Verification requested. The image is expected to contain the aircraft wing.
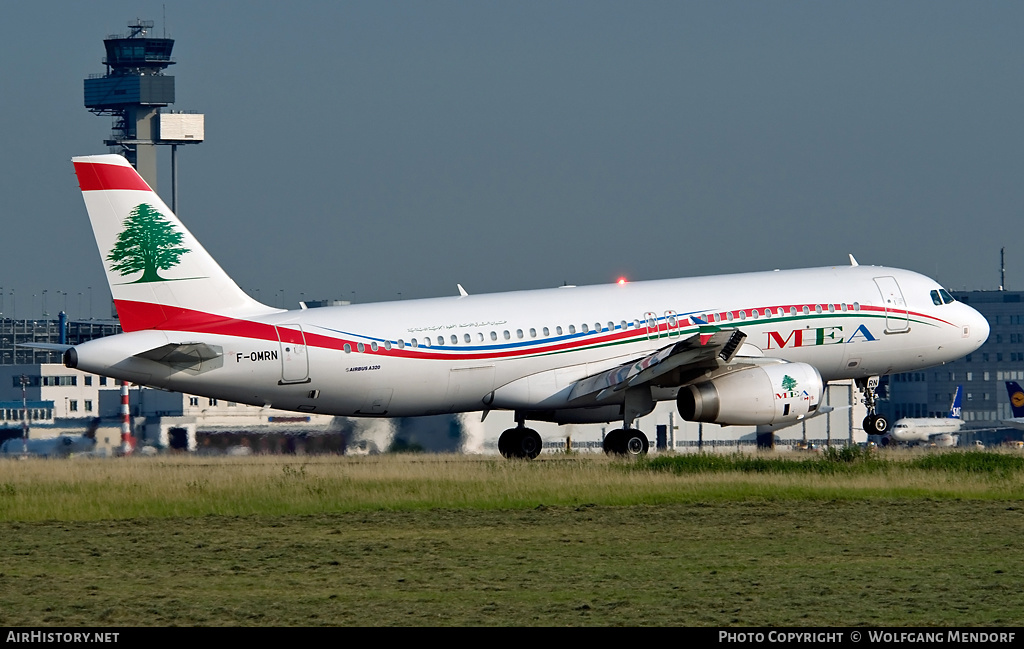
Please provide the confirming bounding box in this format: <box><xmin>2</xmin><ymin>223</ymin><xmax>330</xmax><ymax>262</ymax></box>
<box><xmin>568</xmin><ymin>328</ymin><xmax>749</xmax><ymax>403</ymax></box>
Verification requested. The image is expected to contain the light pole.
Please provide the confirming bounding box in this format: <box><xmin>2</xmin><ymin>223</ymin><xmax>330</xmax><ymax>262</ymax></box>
<box><xmin>20</xmin><ymin>374</ymin><xmax>29</xmax><ymax>453</ymax></box>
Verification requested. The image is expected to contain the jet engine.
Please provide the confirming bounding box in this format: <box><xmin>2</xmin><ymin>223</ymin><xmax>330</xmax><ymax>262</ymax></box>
<box><xmin>677</xmin><ymin>363</ymin><xmax>823</xmax><ymax>426</ymax></box>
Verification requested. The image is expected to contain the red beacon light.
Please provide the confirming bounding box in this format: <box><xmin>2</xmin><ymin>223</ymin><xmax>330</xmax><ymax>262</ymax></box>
<box><xmin>617</xmin><ymin>277</ymin><xmax>627</xmax><ymax>285</ymax></box>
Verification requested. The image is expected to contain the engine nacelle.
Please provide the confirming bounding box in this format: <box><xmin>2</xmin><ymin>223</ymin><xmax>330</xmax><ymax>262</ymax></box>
<box><xmin>677</xmin><ymin>363</ymin><xmax>823</xmax><ymax>426</ymax></box>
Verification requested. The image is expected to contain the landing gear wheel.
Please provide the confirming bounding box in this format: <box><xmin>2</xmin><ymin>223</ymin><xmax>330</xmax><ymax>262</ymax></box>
<box><xmin>863</xmin><ymin>414</ymin><xmax>889</xmax><ymax>434</ymax></box>
<box><xmin>871</xmin><ymin>414</ymin><xmax>889</xmax><ymax>434</ymax></box>
<box><xmin>499</xmin><ymin>428</ymin><xmax>542</xmax><ymax>459</ymax></box>
<box><xmin>498</xmin><ymin>428</ymin><xmax>517</xmax><ymax>459</ymax></box>
<box><xmin>603</xmin><ymin>429</ymin><xmax>624</xmax><ymax>455</ymax></box>
<box><xmin>624</xmin><ymin>429</ymin><xmax>649</xmax><ymax>456</ymax></box>
<box><xmin>604</xmin><ymin>429</ymin><xmax>649</xmax><ymax>456</ymax></box>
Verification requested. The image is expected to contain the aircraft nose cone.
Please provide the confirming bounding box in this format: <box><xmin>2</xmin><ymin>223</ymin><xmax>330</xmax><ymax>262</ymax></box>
<box><xmin>967</xmin><ymin>306</ymin><xmax>990</xmax><ymax>351</ymax></box>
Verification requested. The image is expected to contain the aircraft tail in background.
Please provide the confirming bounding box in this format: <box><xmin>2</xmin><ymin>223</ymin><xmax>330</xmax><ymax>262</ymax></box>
<box><xmin>948</xmin><ymin>385</ymin><xmax>963</xmax><ymax>419</ymax></box>
<box><xmin>1006</xmin><ymin>382</ymin><xmax>1024</xmax><ymax>418</ymax></box>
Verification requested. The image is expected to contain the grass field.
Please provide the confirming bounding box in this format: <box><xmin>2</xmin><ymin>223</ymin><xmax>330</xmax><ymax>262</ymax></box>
<box><xmin>1</xmin><ymin>450</ymin><xmax>1022</xmax><ymax>626</ymax></box>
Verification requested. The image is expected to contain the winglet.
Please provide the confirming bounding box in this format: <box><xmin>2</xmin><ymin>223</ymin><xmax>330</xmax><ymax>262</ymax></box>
<box><xmin>457</xmin><ymin>284</ymin><xmax>468</xmax><ymax>297</ymax></box>
<box><xmin>849</xmin><ymin>254</ymin><xmax>859</xmax><ymax>267</ymax></box>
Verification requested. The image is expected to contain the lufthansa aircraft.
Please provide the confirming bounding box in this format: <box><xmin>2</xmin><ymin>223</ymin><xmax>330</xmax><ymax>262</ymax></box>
<box><xmin>1001</xmin><ymin>381</ymin><xmax>1024</xmax><ymax>430</ymax></box>
<box><xmin>63</xmin><ymin>155</ymin><xmax>989</xmax><ymax>458</ymax></box>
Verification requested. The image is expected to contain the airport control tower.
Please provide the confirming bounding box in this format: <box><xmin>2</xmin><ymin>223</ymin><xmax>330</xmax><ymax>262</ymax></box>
<box><xmin>84</xmin><ymin>20</ymin><xmax>174</xmax><ymax>189</ymax></box>
<box><xmin>84</xmin><ymin>19</ymin><xmax>204</xmax><ymax>205</ymax></box>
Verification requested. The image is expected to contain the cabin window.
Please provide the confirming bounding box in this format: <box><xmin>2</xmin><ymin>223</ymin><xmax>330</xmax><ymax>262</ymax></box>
<box><xmin>608</xmin><ymin>321</ymin><xmax>615</xmax><ymax>331</ymax></box>
<box><xmin>620</xmin><ymin>320</ymin><xmax>627</xmax><ymax>330</ymax></box>
<box><xmin>815</xmin><ymin>305</ymin><xmax>822</xmax><ymax>314</ymax></box>
<box><xmin>422</xmin><ymin>338</ymin><xmax>430</xmax><ymax>347</ymax></box>
<box><xmin>726</xmin><ymin>312</ymin><xmax>734</xmax><ymax>322</ymax></box>
<box><xmin>344</xmin><ymin>343</ymin><xmax>352</xmax><ymax>353</ymax></box>
<box><xmin>529</xmin><ymin>328</ymin><xmax>537</xmax><ymax>338</ymax></box>
<box><xmin>384</xmin><ymin>341</ymin><xmax>392</xmax><ymax>351</ymax></box>
<box><xmin>465</xmin><ymin>333</ymin><xmax>472</xmax><ymax>343</ymax></box>
<box><xmin>853</xmin><ymin>302</ymin><xmax>860</xmax><ymax>311</ymax></box>
<box><xmin>437</xmin><ymin>336</ymin><xmax>444</xmax><ymax>346</ymax></box>
<box><xmin>582</xmin><ymin>324</ymin><xmax>589</xmax><ymax>334</ymax></box>
<box><xmin>357</xmin><ymin>343</ymin><xmax>365</xmax><ymax>352</ymax></box>
<box><xmin>397</xmin><ymin>339</ymin><xmax>405</xmax><ymax>349</ymax></box>
<box><xmin>504</xmin><ymin>330</ymin><xmax>511</xmax><ymax>340</ymax></box>
<box><xmin>477</xmin><ymin>333</ymin><xmax>484</xmax><ymax>342</ymax></box>
<box><xmin>543</xmin><ymin>327</ymin><xmax>550</xmax><ymax>336</ymax></box>
<box><xmin>517</xmin><ymin>329</ymin><xmax>524</xmax><ymax>339</ymax></box>
<box><xmin>802</xmin><ymin>306</ymin><xmax>810</xmax><ymax>315</ymax></box>
<box><xmin>370</xmin><ymin>342</ymin><xmax>379</xmax><ymax>352</ymax></box>
<box><xmin>569</xmin><ymin>325</ymin><xmax>576</xmax><ymax>334</ymax></box>
<box><xmin>451</xmin><ymin>335</ymin><xmax>458</xmax><ymax>345</ymax></box>
<box><xmin>490</xmin><ymin>331</ymin><xmax>497</xmax><ymax>341</ymax></box>
<box><xmin>411</xmin><ymin>338</ymin><xmax>418</xmax><ymax>348</ymax></box>
<box><xmin>556</xmin><ymin>326</ymin><xmax>563</xmax><ymax>335</ymax></box>
<box><xmin>828</xmin><ymin>304</ymin><xmax>835</xmax><ymax>313</ymax></box>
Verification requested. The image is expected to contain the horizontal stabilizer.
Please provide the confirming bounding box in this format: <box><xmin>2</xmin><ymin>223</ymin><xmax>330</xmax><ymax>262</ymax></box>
<box><xmin>134</xmin><ymin>342</ymin><xmax>224</xmax><ymax>373</ymax></box>
<box><xmin>16</xmin><ymin>342</ymin><xmax>73</xmax><ymax>352</ymax></box>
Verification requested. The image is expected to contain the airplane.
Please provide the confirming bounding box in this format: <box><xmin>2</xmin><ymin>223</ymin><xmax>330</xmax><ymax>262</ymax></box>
<box><xmin>886</xmin><ymin>386</ymin><xmax>963</xmax><ymax>446</ymax></box>
<box><xmin>59</xmin><ymin>154</ymin><xmax>990</xmax><ymax>459</ymax></box>
<box><xmin>1001</xmin><ymin>381</ymin><xmax>1024</xmax><ymax>430</ymax></box>
<box><xmin>0</xmin><ymin>419</ymin><xmax>98</xmax><ymax>457</ymax></box>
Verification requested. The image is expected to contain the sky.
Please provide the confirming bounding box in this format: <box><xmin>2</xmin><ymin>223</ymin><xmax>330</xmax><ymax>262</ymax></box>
<box><xmin>1</xmin><ymin>1</ymin><xmax>1023</xmax><ymax>320</ymax></box>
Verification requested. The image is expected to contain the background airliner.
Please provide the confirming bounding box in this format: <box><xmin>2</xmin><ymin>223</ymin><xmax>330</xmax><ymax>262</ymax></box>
<box><xmin>0</xmin><ymin>420</ymin><xmax>98</xmax><ymax>458</ymax></box>
<box><xmin>887</xmin><ymin>386</ymin><xmax>963</xmax><ymax>447</ymax></box>
<box><xmin>62</xmin><ymin>155</ymin><xmax>990</xmax><ymax>458</ymax></box>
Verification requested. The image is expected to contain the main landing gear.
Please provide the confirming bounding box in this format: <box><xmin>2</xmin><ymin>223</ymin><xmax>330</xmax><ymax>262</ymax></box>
<box><xmin>603</xmin><ymin>387</ymin><xmax>653</xmax><ymax>457</ymax></box>
<box><xmin>857</xmin><ymin>376</ymin><xmax>890</xmax><ymax>434</ymax></box>
<box><xmin>602</xmin><ymin>428</ymin><xmax>650</xmax><ymax>456</ymax></box>
<box><xmin>498</xmin><ymin>419</ymin><xmax>543</xmax><ymax>459</ymax></box>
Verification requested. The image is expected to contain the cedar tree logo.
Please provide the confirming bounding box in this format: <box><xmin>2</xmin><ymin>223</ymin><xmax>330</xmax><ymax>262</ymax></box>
<box><xmin>107</xmin><ymin>203</ymin><xmax>191</xmax><ymax>283</ymax></box>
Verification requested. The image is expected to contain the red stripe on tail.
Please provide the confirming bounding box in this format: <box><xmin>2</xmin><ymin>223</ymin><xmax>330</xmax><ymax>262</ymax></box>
<box><xmin>74</xmin><ymin>162</ymin><xmax>152</xmax><ymax>192</ymax></box>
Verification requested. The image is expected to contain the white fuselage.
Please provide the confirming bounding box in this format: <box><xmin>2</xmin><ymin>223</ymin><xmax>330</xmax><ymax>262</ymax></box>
<box><xmin>69</xmin><ymin>264</ymin><xmax>988</xmax><ymax>423</ymax></box>
<box><xmin>888</xmin><ymin>418</ymin><xmax>963</xmax><ymax>443</ymax></box>
<box><xmin>0</xmin><ymin>435</ymin><xmax>96</xmax><ymax>457</ymax></box>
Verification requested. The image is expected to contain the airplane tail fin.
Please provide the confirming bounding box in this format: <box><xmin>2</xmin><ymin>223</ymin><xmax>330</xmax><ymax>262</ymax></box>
<box><xmin>1006</xmin><ymin>382</ymin><xmax>1024</xmax><ymax>418</ymax></box>
<box><xmin>72</xmin><ymin>155</ymin><xmax>279</xmax><ymax>332</ymax></box>
<box><xmin>948</xmin><ymin>386</ymin><xmax>963</xmax><ymax>419</ymax></box>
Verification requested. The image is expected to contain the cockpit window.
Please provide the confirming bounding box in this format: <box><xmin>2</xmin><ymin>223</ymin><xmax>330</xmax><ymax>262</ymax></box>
<box><xmin>930</xmin><ymin>290</ymin><xmax>942</xmax><ymax>306</ymax></box>
<box><xmin>939</xmin><ymin>289</ymin><xmax>955</xmax><ymax>304</ymax></box>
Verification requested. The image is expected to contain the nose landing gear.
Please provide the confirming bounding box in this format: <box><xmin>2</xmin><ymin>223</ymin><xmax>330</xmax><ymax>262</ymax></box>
<box><xmin>857</xmin><ymin>376</ymin><xmax>890</xmax><ymax>434</ymax></box>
